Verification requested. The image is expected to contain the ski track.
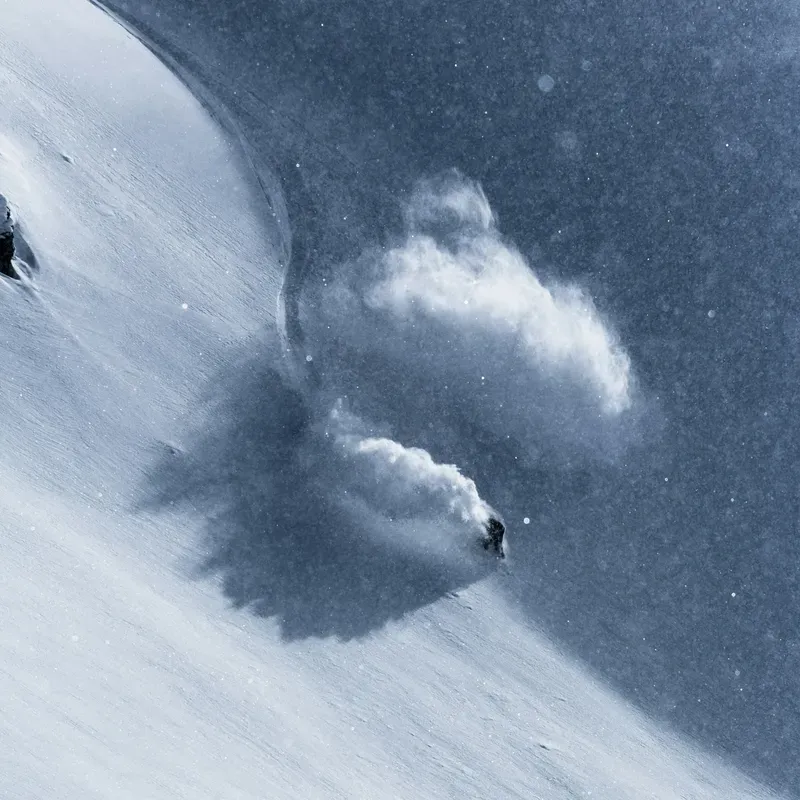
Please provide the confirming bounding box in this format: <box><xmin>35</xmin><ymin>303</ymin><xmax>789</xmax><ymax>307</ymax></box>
<box><xmin>0</xmin><ymin>1</ymin><xmax>786</xmax><ymax>798</ymax></box>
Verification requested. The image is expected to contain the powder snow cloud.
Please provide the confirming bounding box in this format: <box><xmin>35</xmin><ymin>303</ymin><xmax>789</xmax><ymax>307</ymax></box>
<box><xmin>320</xmin><ymin>399</ymin><xmax>495</xmax><ymax>529</ymax></box>
<box><xmin>300</xmin><ymin>170</ymin><xmax>637</xmax><ymax>470</ymax></box>
<box><xmin>302</xmin><ymin>399</ymin><xmax>500</xmax><ymax>562</ymax></box>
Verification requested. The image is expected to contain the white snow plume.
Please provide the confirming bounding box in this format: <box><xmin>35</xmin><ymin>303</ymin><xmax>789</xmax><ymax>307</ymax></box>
<box><xmin>403</xmin><ymin>172</ymin><xmax>496</xmax><ymax>234</ymax></box>
<box><xmin>301</xmin><ymin>170</ymin><xmax>637</xmax><ymax>464</ymax></box>
<box><xmin>300</xmin><ymin>399</ymin><xmax>499</xmax><ymax>564</ymax></box>
<box><xmin>323</xmin><ymin>399</ymin><xmax>494</xmax><ymax>529</ymax></box>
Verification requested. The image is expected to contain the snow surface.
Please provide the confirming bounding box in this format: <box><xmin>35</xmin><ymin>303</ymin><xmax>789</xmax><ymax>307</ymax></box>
<box><xmin>0</xmin><ymin>1</ymin><xmax>786</xmax><ymax>798</ymax></box>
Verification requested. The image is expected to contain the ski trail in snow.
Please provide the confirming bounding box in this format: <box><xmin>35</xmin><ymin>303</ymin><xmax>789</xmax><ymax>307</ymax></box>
<box><xmin>274</xmin><ymin>162</ymin><xmax>322</xmax><ymax>393</ymax></box>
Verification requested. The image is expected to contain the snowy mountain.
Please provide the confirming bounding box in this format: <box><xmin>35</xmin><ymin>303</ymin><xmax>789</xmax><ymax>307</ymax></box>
<box><xmin>0</xmin><ymin>0</ymin><xmax>796</xmax><ymax>797</ymax></box>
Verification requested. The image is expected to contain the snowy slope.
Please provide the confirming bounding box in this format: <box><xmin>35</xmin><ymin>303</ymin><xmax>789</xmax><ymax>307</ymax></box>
<box><xmin>0</xmin><ymin>1</ymin><xmax>785</xmax><ymax>798</ymax></box>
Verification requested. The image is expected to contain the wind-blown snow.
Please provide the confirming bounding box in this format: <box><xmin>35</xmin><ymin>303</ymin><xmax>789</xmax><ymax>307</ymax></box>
<box><xmin>0</xmin><ymin>1</ymin><xmax>782</xmax><ymax>798</ymax></box>
<box><xmin>303</xmin><ymin>170</ymin><xmax>636</xmax><ymax>465</ymax></box>
<box><xmin>325</xmin><ymin>399</ymin><xmax>494</xmax><ymax>526</ymax></box>
<box><xmin>293</xmin><ymin>169</ymin><xmax>636</xmax><ymax>576</ymax></box>
<box><xmin>312</xmin><ymin>398</ymin><xmax>497</xmax><ymax>559</ymax></box>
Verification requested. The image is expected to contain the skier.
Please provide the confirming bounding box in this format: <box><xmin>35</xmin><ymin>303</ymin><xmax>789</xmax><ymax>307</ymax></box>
<box><xmin>483</xmin><ymin>516</ymin><xmax>506</xmax><ymax>558</ymax></box>
<box><xmin>0</xmin><ymin>194</ymin><xmax>15</xmax><ymax>278</ymax></box>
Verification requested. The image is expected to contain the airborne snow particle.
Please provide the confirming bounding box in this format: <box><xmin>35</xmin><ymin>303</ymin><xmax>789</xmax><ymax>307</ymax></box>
<box><xmin>306</xmin><ymin>354</ymin><xmax>313</xmax><ymax>362</ymax></box>
<box><xmin>523</xmin><ymin>517</ymin><xmax>530</xmax><ymax>525</ymax></box>
<box><xmin>181</xmin><ymin>303</ymin><xmax>188</xmax><ymax>310</ymax></box>
<box><xmin>556</xmin><ymin>130</ymin><xmax>580</xmax><ymax>154</ymax></box>
<box><xmin>708</xmin><ymin>309</ymin><xmax>716</xmax><ymax>318</ymax></box>
<box><xmin>538</xmin><ymin>74</ymin><xmax>556</xmax><ymax>93</ymax></box>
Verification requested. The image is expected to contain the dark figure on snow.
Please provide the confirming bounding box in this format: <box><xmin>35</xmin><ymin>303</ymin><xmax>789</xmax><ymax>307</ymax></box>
<box><xmin>0</xmin><ymin>195</ymin><xmax>15</xmax><ymax>278</ymax></box>
<box><xmin>483</xmin><ymin>516</ymin><xmax>506</xmax><ymax>558</ymax></box>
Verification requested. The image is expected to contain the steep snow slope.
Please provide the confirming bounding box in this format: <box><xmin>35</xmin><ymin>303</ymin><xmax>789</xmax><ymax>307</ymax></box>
<box><xmin>100</xmin><ymin>2</ymin><xmax>800</xmax><ymax>795</ymax></box>
<box><xmin>0</xmin><ymin>1</ymin><xmax>785</xmax><ymax>798</ymax></box>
